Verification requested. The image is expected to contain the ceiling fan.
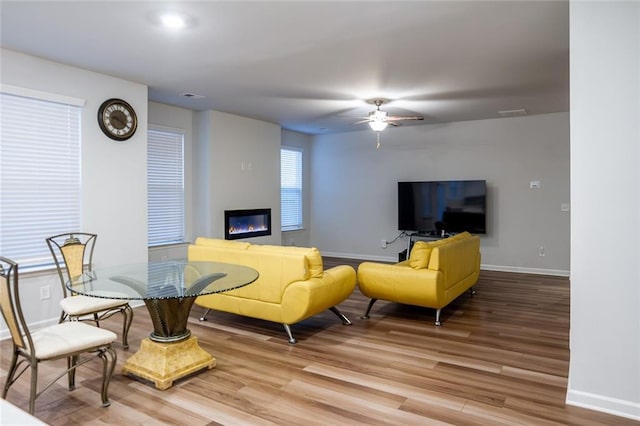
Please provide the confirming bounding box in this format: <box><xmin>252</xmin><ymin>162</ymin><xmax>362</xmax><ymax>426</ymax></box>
<box><xmin>356</xmin><ymin>99</ymin><xmax>424</xmax><ymax>148</ymax></box>
<box><xmin>356</xmin><ymin>99</ymin><xmax>424</xmax><ymax>132</ymax></box>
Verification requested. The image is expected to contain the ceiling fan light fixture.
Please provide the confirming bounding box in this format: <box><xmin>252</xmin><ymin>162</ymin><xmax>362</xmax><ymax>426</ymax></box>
<box><xmin>369</xmin><ymin>120</ymin><xmax>388</xmax><ymax>132</ymax></box>
<box><xmin>160</xmin><ymin>13</ymin><xmax>186</xmax><ymax>29</ymax></box>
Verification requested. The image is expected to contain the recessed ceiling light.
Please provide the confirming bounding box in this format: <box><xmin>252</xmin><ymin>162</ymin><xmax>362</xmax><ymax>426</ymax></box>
<box><xmin>161</xmin><ymin>13</ymin><xmax>185</xmax><ymax>29</ymax></box>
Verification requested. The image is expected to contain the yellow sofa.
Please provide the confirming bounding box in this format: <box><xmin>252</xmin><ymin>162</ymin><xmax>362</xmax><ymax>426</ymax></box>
<box><xmin>357</xmin><ymin>232</ymin><xmax>481</xmax><ymax>325</ymax></box>
<box><xmin>188</xmin><ymin>238</ymin><xmax>356</xmax><ymax>344</ymax></box>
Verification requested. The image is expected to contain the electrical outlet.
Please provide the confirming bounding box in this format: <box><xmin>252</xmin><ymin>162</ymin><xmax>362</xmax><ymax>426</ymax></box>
<box><xmin>538</xmin><ymin>246</ymin><xmax>545</xmax><ymax>257</ymax></box>
<box><xmin>380</xmin><ymin>239</ymin><xmax>387</xmax><ymax>249</ymax></box>
<box><xmin>40</xmin><ymin>285</ymin><xmax>50</xmax><ymax>300</ymax></box>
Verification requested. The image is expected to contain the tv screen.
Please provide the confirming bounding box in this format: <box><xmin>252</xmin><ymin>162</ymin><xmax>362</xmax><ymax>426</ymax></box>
<box><xmin>398</xmin><ymin>180</ymin><xmax>487</xmax><ymax>234</ymax></box>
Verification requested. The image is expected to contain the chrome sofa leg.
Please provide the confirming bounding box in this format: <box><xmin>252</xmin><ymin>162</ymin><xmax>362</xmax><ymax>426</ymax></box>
<box><xmin>470</xmin><ymin>286</ymin><xmax>477</xmax><ymax>295</ymax></box>
<box><xmin>199</xmin><ymin>309</ymin><xmax>210</xmax><ymax>321</ymax></box>
<box><xmin>435</xmin><ymin>308</ymin><xmax>442</xmax><ymax>326</ymax></box>
<box><xmin>283</xmin><ymin>324</ymin><xmax>297</xmax><ymax>345</ymax></box>
<box><xmin>329</xmin><ymin>306</ymin><xmax>352</xmax><ymax>325</ymax></box>
<box><xmin>361</xmin><ymin>298</ymin><xmax>378</xmax><ymax>319</ymax></box>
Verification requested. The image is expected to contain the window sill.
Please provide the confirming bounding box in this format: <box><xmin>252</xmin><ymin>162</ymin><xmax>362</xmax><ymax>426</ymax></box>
<box><xmin>148</xmin><ymin>242</ymin><xmax>190</xmax><ymax>249</ymax></box>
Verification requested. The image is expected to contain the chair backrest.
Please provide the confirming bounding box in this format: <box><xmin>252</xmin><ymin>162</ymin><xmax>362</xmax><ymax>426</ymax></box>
<box><xmin>0</xmin><ymin>257</ymin><xmax>33</xmax><ymax>355</ymax></box>
<box><xmin>46</xmin><ymin>233</ymin><xmax>97</xmax><ymax>297</ymax></box>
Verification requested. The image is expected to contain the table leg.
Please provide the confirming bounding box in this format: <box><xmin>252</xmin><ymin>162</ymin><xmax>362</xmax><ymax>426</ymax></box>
<box><xmin>122</xmin><ymin>336</ymin><xmax>215</xmax><ymax>390</ymax></box>
<box><xmin>123</xmin><ymin>296</ymin><xmax>215</xmax><ymax>389</ymax></box>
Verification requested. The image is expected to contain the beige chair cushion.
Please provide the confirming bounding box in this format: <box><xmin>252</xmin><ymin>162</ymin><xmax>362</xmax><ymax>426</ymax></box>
<box><xmin>31</xmin><ymin>321</ymin><xmax>116</xmax><ymax>359</ymax></box>
<box><xmin>60</xmin><ymin>294</ymin><xmax>129</xmax><ymax>316</ymax></box>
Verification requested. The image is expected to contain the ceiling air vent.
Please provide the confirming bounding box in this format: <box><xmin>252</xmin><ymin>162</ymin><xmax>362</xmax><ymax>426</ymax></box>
<box><xmin>498</xmin><ymin>109</ymin><xmax>528</xmax><ymax>117</ymax></box>
<box><xmin>179</xmin><ymin>92</ymin><xmax>205</xmax><ymax>99</ymax></box>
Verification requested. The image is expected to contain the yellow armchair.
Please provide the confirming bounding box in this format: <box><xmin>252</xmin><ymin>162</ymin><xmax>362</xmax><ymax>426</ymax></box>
<box><xmin>357</xmin><ymin>232</ymin><xmax>481</xmax><ymax>325</ymax></box>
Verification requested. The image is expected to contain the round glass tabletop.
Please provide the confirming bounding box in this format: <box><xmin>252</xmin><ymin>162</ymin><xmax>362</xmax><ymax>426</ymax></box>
<box><xmin>66</xmin><ymin>260</ymin><xmax>258</xmax><ymax>301</ymax></box>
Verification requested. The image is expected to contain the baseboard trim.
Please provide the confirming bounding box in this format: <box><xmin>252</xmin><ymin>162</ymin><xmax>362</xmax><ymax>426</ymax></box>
<box><xmin>566</xmin><ymin>389</ymin><xmax>640</xmax><ymax>421</ymax></box>
<box><xmin>481</xmin><ymin>264</ymin><xmax>570</xmax><ymax>277</ymax></box>
<box><xmin>321</xmin><ymin>251</ymin><xmax>397</xmax><ymax>263</ymax></box>
<box><xmin>321</xmin><ymin>252</ymin><xmax>570</xmax><ymax>277</ymax></box>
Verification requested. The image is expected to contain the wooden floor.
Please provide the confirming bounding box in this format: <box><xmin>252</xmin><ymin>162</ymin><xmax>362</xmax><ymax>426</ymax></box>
<box><xmin>1</xmin><ymin>258</ymin><xmax>636</xmax><ymax>425</ymax></box>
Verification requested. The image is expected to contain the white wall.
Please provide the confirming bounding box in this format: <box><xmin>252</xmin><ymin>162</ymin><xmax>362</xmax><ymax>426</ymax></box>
<box><xmin>193</xmin><ymin>110</ymin><xmax>282</xmax><ymax>244</ymax></box>
<box><xmin>0</xmin><ymin>48</ymin><xmax>148</xmax><ymax>335</ymax></box>
<box><xmin>310</xmin><ymin>112</ymin><xmax>570</xmax><ymax>274</ymax></box>
<box><xmin>281</xmin><ymin>129</ymin><xmax>313</xmax><ymax>248</ymax></box>
<box><xmin>568</xmin><ymin>1</ymin><xmax>640</xmax><ymax>420</ymax></box>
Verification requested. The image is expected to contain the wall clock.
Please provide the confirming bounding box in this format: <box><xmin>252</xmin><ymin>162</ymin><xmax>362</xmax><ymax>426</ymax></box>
<box><xmin>97</xmin><ymin>98</ymin><xmax>137</xmax><ymax>141</ymax></box>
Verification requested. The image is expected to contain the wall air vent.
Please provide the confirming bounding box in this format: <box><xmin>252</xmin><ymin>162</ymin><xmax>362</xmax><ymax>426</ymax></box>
<box><xmin>498</xmin><ymin>109</ymin><xmax>528</xmax><ymax>117</ymax></box>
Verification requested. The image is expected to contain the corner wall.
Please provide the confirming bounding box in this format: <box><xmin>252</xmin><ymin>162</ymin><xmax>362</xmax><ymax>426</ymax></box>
<box><xmin>568</xmin><ymin>1</ymin><xmax>640</xmax><ymax>420</ymax></box>
<box><xmin>310</xmin><ymin>112</ymin><xmax>570</xmax><ymax>274</ymax></box>
<box><xmin>193</xmin><ymin>110</ymin><xmax>282</xmax><ymax>244</ymax></box>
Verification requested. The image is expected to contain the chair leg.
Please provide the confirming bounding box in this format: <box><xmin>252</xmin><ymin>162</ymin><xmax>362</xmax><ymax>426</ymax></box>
<box><xmin>329</xmin><ymin>306</ymin><xmax>352</xmax><ymax>325</ymax></box>
<box><xmin>361</xmin><ymin>298</ymin><xmax>378</xmax><ymax>319</ymax></box>
<box><xmin>435</xmin><ymin>308</ymin><xmax>442</xmax><ymax>326</ymax></box>
<box><xmin>99</xmin><ymin>345</ymin><xmax>117</xmax><ymax>408</ymax></box>
<box><xmin>470</xmin><ymin>286</ymin><xmax>477</xmax><ymax>295</ymax></box>
<box><xmin>121</xmin><ymin>305</ymin><xmax>134</xmax><ymax>349</ymax></box>
<box><xmin>67</xmin><ymin>355</ymin><xmax>77</xmax><ymax>390</ymax></box>
<box><xmin>199</xmin><ymin>308</ymin><xmax>211</xmax><ymax>321</ymax></box>
<box><xmin>283</xmin><ymin>324</ymin><xmax>297</xmax><ymax>345</ymax></box>
<box><xmin>29</xmin><ymin>362</ymin><xmax>37</xmax><ymax>415</ymax></box>
<box><xmin>2</xmin><ymin>351</ymin><xmax>19</xmax><ymax>398</ymax></box>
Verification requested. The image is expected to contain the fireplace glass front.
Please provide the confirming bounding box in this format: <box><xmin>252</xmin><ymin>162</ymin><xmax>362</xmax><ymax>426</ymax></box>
<box><xmin>224</xmin><ymin>209</ymin><xmax>271</xmax><ymax>240</ymax></box>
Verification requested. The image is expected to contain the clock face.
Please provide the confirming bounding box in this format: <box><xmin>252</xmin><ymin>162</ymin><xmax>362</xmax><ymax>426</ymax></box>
<box><xmin>98</xmin><ymin>98</ymin><xmax>137</xmax><ymax>141</ymax></box>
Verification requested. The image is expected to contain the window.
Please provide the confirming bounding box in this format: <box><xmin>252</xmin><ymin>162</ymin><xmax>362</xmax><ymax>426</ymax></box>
<box><xmin>281</xmin><ymin>147</ymin><xmax>303</xmax><ymax>231</ymax></box>
<box><xmin>0</xmin><ymin>91</ymin><xmax>81</xmax><ymax>269</ymax></box>
<box><xmin>147</xmin><ymin>127</ymin><xmax>185</xmax><ymax>246</ymax></box>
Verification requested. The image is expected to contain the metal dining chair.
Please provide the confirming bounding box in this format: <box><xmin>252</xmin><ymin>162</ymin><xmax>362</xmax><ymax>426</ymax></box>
<box><xmin>0</xmin><ymin>257</ymin><xmax>118</xmax><ymax>414</ymax></box>
<box><xmin>46</xmin><ymin>232</ymin><xmax>133</xmax><ymax>348</ymax></box>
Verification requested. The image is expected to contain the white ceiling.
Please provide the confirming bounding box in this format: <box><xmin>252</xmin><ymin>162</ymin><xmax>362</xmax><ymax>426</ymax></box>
<box><xmin>0</xmin><ymin>1</ymin><xmax>569</xmax><ymax>135</ymax></box>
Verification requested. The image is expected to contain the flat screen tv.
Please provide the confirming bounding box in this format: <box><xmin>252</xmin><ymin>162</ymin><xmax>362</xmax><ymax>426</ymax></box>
<box><xmin>398</xmin><ymin>180</ymin><xmax>487</xmax><ymax>234</ymax></box>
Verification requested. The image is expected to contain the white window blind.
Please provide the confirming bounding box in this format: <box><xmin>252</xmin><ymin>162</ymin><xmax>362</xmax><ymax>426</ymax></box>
<box><xmin>0</xmin><ymin>92</ymin><xmax>81</xmax><ymax>269</ymax></box>
<box><xmin>147</xmin><ymin>127</ymin><xmax>185</xmax><ymax>246</ymax></box>
<box><xmin>281</xmin><ymin>147</ymin><xmax>303</xmax><ymax>231</ymax></box>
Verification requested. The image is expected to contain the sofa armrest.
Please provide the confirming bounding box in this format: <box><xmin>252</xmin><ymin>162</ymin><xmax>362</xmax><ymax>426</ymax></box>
<box><xmin>357</xmin><ymin>262</ymin><xmax>444</xmax><ymax>306</ymax></box>
<box><xmin>280</xmin><ymin>265</ymin><xmax>356</xmax><ymax>324</ymax></box>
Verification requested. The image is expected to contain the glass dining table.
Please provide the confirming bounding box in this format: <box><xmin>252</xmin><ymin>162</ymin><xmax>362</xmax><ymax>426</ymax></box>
<box><xmin>67</xmin><ymin>260</ymin><xmax>258</xmax><ymax>390</ymax></box>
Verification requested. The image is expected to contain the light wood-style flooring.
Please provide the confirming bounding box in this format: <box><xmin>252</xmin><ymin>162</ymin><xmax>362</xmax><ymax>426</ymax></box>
<box><xmin>1</xmin><ymin>258</ymin><xmax>636</xmax><ymax>425</ymax></box>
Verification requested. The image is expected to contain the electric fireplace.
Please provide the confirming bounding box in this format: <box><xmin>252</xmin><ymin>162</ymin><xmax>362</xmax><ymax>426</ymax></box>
<box><xmin>224</xmin><ymin>208</ymin><xmax>271</xmax><ymax>240</ymax></box>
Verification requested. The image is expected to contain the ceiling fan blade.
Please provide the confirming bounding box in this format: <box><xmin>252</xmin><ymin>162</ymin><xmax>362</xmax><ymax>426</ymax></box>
<box><xmin>354</xmin><ymin>119</ymin><xmax>372</xmax><ymax>124</ymax></box>
<box><xmin>387</xmin><ymin>116</ymin><xmax>424</xmax><ymax>121</ymax></box>
<box><xmin>388</xmin><ymin>122</ymin><xmax>401</xmax><ymax>127</ymax></box>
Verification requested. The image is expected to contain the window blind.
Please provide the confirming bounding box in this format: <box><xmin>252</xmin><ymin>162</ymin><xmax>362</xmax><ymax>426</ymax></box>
<box><xmin>281</xmin><ymin>147</ymin><xmax>303</xmax><ymax>231</ymax></box>
<box><xmin>0</xmin><ymin>92</ymin><xmax>81</xmax><ymax>269</ymax></box>
<box><xmin>147</xmin><ymin>127</ymin><xmax>185</xmax><ymax>246</ymax></box>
